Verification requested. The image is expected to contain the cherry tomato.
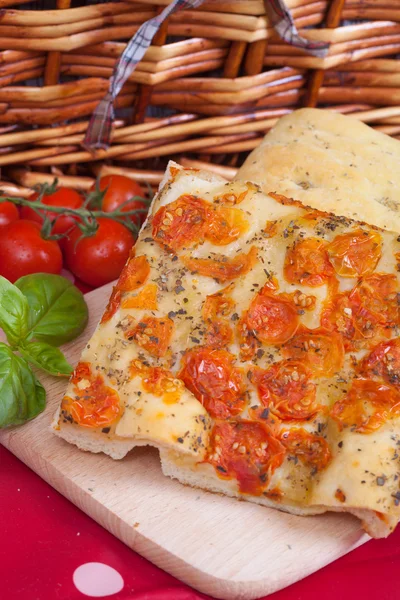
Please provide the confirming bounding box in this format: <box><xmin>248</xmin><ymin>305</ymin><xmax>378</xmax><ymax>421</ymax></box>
<box><xmin>202</xmin><ymin>287</ymin><xmax>235</xmax><ymax>349</ymax></box>
<box><xmin>280</xmin><ymin>428</ymin><xmax>331</xmax><ymax>471</ymax></box>
<box><xmin>207</xmin><ymin>206</ymin><xmax>249</xmax><ymax>246</ymax></box>
<box><xmin>122</xmin><ymin>283</ymin><xmax>158</xmax><ymax>311</ymax></box>
<box><xmin>331</xmin><ymin>378</ymin><xmax>400</xmax><ymax>434</ymax></box>
<box><xmin>153</xmin><ymin>195</ymin><xmax>249</xmax><ymax>252</ymax></box>
<box><xmin>100</xmin><ymin>254</ymin><xmax>151</xmax><ymax>324</ymax></box>
<box><xmin>92</xmin><ymin>174</ymin><xmax>146</xmax><ymax>227</ymax></box>
<box><xmin>21</xmin><ymin>187</ymin><xmax>83</xmax><ymax>236</ymax></box>
<box><xmin>0</xmin><ymin>201</ymin><xmax>19</xmax><ymax>228</ymax></box>
<box><xmin>321</xmin><ymin>274</ymin><xmax>399</xmax><ymax>351</ymax></box>
<box><xmin>253</xmin><ymin>361</ymin><xmax>319</xmax><ymax>422</ymax></box>
<box><xmin>125</xmin><ymin>315</ymin><xmax>174</xmax><ymax>358</ymax></box>
<box><xmin>207</xmin><ymin>420</ymin><xmax>286</xmax><ymax>495</ymax></box>
<box><xmin>64</xmin><ymin>218</ymin><xmax>134</xmax><ymax>287</ymax></box>
<box><xmin>130</xmin><ymin>362</ymin><xmax>184</xmax><ymax>405</ymax></box>
<box><xmin>0</xmin><ymin>220</ymin><xmax>62</xmax><ymax>282</ymax></box>
<box><xmin>152</xmin><ymin>195</ymin><xmax>209</xmax><ymax>252</ymax></box>
<box><xmin>354</xmin><ymin>273</ymin><xmax>399</xmax><ymax>326</ymax></box>
<box><xmin>242</xmin><ymin>287</ymin><xmax>299</xmax><ymax>346</ymax></box>
<box><xmin>284</xmin><ymin>237</ymin><xmax>334</xmax><ymax>287</ymax></box>
<box><xmin>62</xmin><ymin>361</ymin><xmax>121</xmax><ymax>428</ymax></box>
<box><xmin>117</xmin><ymin>254</ymin><xmax>150</xmax><ymax>293</ymax></box>
<box><xmin>183</xmin><ymin>246</ymin><xmax>258</xmax><ymax>283</ymax></box>
<box><xmin>327</xmin><ymin>229</ymin><xmax>382</xmax><ymax>278</ymax></box>
<box><xmin>282</xmin><ymin>326</ymin><xmax>344</xmax><ymax>377</ymax></box>
<box><xmin>179</xmin><ymin>347</ymin><xmax>245</xmax><ymax>419</ymax></box>
<box><xmin>360</xmin><ymin>339</ymin><xmax>400</xmax><ymax>389</ymax></box>
<box><xmin>141</xmin><ymin>366</ymin><xmax>183</xmax><ymax>404</ymax></box>
<box><xmin>100</xmin><ymin>287</ymin><xmax>121</xmax><ymax>324</ymax></box>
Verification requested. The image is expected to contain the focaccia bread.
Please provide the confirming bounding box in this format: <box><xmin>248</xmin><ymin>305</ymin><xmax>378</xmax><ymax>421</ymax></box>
<box><xmin>236</xmin><ymin>108</ymin><xmax>400</xmax><ymax>232</ymax></box>
<box><xmin>53</xmin><ymin>162</ymin><xmax>400</xmax><ymax>539</ymax></box>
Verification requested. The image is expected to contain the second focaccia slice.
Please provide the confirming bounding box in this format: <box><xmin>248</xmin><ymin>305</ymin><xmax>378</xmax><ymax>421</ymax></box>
<box><xmin>236</xmin><ymin>108</ymin><xmax>400</xmax><ymax>232</ymax></box>
<box><xmin>53</xmin><ymin>162</ymin><xmax>400</xmax><ymax>539</ymax></box>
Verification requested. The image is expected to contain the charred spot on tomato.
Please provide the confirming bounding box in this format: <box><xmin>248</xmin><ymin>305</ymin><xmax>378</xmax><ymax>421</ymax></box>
<box><xmin>152</xmin><ymin>195</ymin><xmax>208</xmax><ymax>252</ymax></box>
<box><xmin>280</xmin><ymin>428</ymin><xmax>332</xmax><ymax>473</ymax></box>
<box><xmin>282</xmin><ymin>326</ymin><xmax>344</xmax><ymax>377</ymax></box>
<box><xmin>179</xmin><ymin>347</ymin><xmax>246</xmax><ymax>419</ymax></box>
<box><xmin>327</xmin><ymin>229</ymin><xmax>382</xmax><ymax>278</ymax></box>
<box><xmin>206</xmin><ymin>420</ymin><xmax>286</xmax><ymax>495</ymax></box>
<box><xmin>335</xmin><ymin>489</ymin><xmax>346</xmax><ymax>503</ymax></box>
<box><xmin>125</xmin><ymin>315</ymin><xmax>174</xmax><ymax>358</ymax></box>
<box><xmin>182</xmin><ymin>246</ymin><xmax>258</xmax><ymax>283</ymax></box>
<box><xmin>284</xmin><ymin>237</ymin><xmax>334</xmax><ymax>287</ymax></box>
<box><xmin>62</xmin><ymin>362</ymin><xmax>121</xmax><ymax>429</ymax></box>
<box><xmin>263</xmin><ymin>486</ymin><xmax>283</xmax><ymax>502</ymax></box>
<box><xmin>361</xmin><ymin>339</ymin><xmax>400</xmax><ymax>388</ymax></box>
<box><xmin>252</xmin><ymin>360</ymin><xmax>320</xmax><ymax>422</ymax></box>
<box><xmin>331</xmin><ymin>378</ymin><xmax>400</xmax><ymax>434</ymax></box>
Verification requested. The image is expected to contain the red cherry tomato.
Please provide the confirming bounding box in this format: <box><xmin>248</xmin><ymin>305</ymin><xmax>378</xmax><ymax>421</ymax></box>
<box><xmin>0</xmin><ymin>201</ymin><xmax>19</xmax><ymax>228</ymax></box>
<box><xmin>253</xmin><ymin>360</ymin><xmax>319</xmax><ymax>422</ymax></box>
<box><xmin>91</xmin><ymin>175</ymin><xmax>147</xmax><ymax>226</ymax></box>
<box><xmin>179</xmin><ymin>347</ymin><xmax>245</xmax><ymax>419</ymax></box>
<box><xmin>21</xmin><ymin>187</ymin><xmax>83</xmax><ymax>236</ymax></box>
<box><xmin>207</xmin><ymin>420</ymin><xmax>286</xmax><ymax>495</ymax></box>
<box><xmin>279</xmin><ymin>428</ymin><xmax>332</xmax><ymax>472</ymax></box>
<box><xmin>0</xmin><ymin>220</ymin><xmax>62</xmax><ymax>282</ymax></box>
<box><xmin>64</xmin><ymin>217</ymin><xmax>135</xmax><ymax>287</ymax></box>
<box><xmin>62</xmin><ymin>361</ymin><xmax>121</xmax><ymax>429</ymax></box>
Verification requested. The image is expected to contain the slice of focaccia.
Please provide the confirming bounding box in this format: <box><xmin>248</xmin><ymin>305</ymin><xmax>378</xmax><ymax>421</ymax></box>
<box><xmin>236</xmin><ymin>108</ymin><xmax>400</xmax><ymax>233</ymax></box>
<box><xmin>53</xmin><ymin>162</ymin><xmax>400</xmax><ymax>539</ymax></box>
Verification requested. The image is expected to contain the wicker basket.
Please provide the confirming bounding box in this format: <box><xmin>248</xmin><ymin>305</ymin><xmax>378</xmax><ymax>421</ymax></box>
<box><xmin>0</xmin><ymin>0</ymin><xmax>399</xmax><ymax>196</ymax></box>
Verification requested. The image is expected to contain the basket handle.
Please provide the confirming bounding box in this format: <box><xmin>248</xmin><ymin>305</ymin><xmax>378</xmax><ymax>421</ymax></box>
<box><xmin>83</xmin><ymin>0</ymin><xmax>329</xmax><ymax>151</ymax></box>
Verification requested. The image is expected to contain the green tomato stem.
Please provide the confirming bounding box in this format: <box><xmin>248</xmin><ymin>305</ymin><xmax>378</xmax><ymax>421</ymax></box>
<box><xmin>0</xmin><ymin>193</ymin><xmax>151</xmax><ymax>239</ymax></box>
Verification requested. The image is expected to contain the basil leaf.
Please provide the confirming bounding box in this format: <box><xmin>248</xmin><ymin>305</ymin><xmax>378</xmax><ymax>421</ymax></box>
<box><xmin>19</xmin><ymin>341</ymin><xmax>73</xmax><ymax>377</ymax></box>
<box><xmin>0</xmin><ymin>276</ymin><xmax>29</xmax><ymax>346</ymax></box>
<box><xmin>0</xmin><ymin>343</ymin><xmax>46</xmax><ymax>428</ymax></box>
<box><xmin>15</xmin><ymin>273</ymin><xmax>88</xmax><ymax>346</ymax></box>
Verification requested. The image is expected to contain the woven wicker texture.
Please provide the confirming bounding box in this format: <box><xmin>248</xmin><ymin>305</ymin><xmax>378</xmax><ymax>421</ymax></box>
<box><xmin>0</xmin><ymin>0</ymin><xmax>398</xmax><ymax>192</ymax></box>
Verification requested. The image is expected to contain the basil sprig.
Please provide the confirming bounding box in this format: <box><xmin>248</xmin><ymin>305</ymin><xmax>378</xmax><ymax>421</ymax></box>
<box><xmin>0</xmin><ymin>273</ymin><xmax>88</xmax><ymax>428</ymax></box>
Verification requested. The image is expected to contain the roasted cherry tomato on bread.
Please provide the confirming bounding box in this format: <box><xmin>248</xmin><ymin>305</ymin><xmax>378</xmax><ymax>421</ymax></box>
<box><xmin>64</xmin><ymin>217</ymin><xmax>135</xmax><ymax>287</ymax></box>
<box><xmin>90</xmin><ymin>175</ymin><xmax>147</xmax><ymax>226</ymax></box>
<box><xmin>0</xmin><ymin>220</ymin><xmax>62</xmax><ymax>282</ymax></box>
<box><xmin>21</xmin><ymin>187</ymin><xmax>84</xmax><ymax>236</ymax></box>
<box><xmin>0</xmin><ymin>201</ymin><xmax>19</xmax><ymax>228</ymax></box>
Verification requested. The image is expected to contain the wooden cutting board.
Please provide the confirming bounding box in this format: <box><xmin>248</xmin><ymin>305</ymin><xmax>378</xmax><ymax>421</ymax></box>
<box><xmin>0</xmin><ymin>282</ymin><xmax>369</xmax><ymax>600</ymax></box>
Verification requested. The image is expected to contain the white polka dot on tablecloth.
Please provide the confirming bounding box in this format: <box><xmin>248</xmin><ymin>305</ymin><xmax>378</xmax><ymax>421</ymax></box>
<box><xmin>73</xmin><ymin>562</ymin><xmax>124</xmax><ymax>597</ymax></box>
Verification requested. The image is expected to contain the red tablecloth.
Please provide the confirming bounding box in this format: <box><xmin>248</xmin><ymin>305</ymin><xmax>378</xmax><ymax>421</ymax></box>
<box><xmin>1</xmin><ymin>445</ymin><xmax>399</xmax><ymax>600</ymax></box>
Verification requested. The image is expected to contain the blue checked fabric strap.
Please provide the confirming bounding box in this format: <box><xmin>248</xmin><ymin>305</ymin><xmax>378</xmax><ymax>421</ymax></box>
<box><xmin>83</xmin><ymin>0</ymin><xmax>329</xmax><ymax>150</ymax></box>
